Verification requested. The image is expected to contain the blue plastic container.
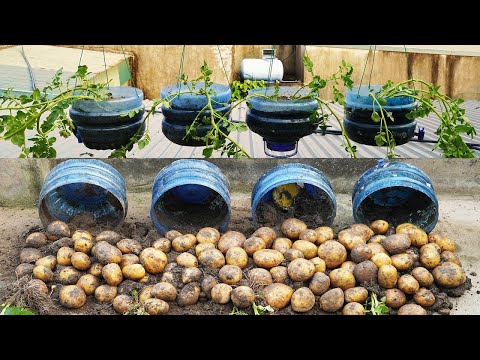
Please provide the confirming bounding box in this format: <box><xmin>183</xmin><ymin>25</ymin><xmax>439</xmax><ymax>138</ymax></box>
<box><xmin>344</xmin><ymin>85</ymin><xmax>417</xmax><ymax>146</ymax></box>
<box><xmin>150</xmin><ymin>160</ymin><xmax>231</xmax><ymax>235</ymax></box>
<box><xmin>38</xmin><ymin>159</ymin><xmax>128</xmax><ymax>228</ymax></box>
<box><xmin>251</xmin><ymin>163</ymin><xmax>336</xmax><ymax>227</ymax></box>
<box><xmin>160</xmin><ymin>82</ymin><xmax>231</xmax><ymax>110</ymax></box>
<box><xmin>352</xmin><ymin>160</ymin><xmax>438</xmax><ymax>232</ymax></box>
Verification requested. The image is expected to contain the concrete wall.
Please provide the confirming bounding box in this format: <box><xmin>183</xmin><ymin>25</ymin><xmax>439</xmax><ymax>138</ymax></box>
<box><xmin>1</xmin><ymin>158</ymin><xmax>479</xmax><ymax>207</ymax></box>
<box><xmin>305</xmin><ymin>46</ymin><xmax>480</xmax><ymax>100</ymax></box>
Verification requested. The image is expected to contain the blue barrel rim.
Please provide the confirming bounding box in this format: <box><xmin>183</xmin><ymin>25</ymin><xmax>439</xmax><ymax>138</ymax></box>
<box><xmin>72</xmin><ymin>86</ymin><xmax>144</xmax><ymax>113</ymax></box>
<box><xmin>70</xmin><ymin>104</ymin><xmax>145</xmax><ymax>120</ymax></box>
<box><xmin>346</xmin><ymin>85</ymin><xmax>416</xmax><ymax>111</ymax></box>
<box><xmin>247</xmin><ymin>86</ymin><xmax>319</xmax><ymax>114</ymax></box>
<box><xmin>160</xmin><ymin>82</ymin><xmax>232</xmax><ymax>110</ymax></box>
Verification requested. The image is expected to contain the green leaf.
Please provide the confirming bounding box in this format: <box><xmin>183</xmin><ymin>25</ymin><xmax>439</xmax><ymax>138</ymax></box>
<box><xmin>10</xmin><ymin>133</ymin><xmax>25</xmax><ymax>146</ymax></box>
<box><xmin>371</xmin><ymin>111</ymin><xmax>381</xmax><ymax>123</ymax></box>
<box><xmin>202</xmin><ymin>147</ymin><xmax>213</xmax><ymax>158</ymax></box>
<box><xmin>374</xmin><ymin>134</ymin><xmax>385</xmax><ymax>146</ymax></box>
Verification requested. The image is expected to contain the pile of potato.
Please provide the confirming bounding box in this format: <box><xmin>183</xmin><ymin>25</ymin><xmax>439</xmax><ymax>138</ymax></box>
<box><xmin>15</xmin><ymin>218</ymin><xmax>466</xmax><ymax>315</ymax></box>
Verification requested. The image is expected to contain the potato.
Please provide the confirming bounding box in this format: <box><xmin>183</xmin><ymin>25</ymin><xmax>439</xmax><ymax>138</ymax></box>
<box><xmin>350</xmin><ymin>224</ymin><xmax>374</xmax><ymax>241</ymax></box>
<box><xmin>161</xmin><ymin>272</ymin><xmax>174</xmax><ymax>284</ymax></box>
<box><xmin>253</xmin><ymin>249</ymin><xmax>284</xmax><ymax>269</ymax></box>
<box><xmin>299</xmin><ymin>229</ymin><xmax>319</xmax><ymax>243</ymax></box>
<box><xmin>139</xmin><ymin>275</ymin><xmax>149</xmax><ymax>284</ymax></box>
<box><xmin>26</xmin><ymin>232</ymin><xmax>48</xmax><ymax>248</ymax></box>
<box><xmin>139</xmin><ymin>248</ymin><xmax>168</xmax><ymax>274</ymax></box>
<box><xmin>58</xmin><ymin>266</ymin><xmax>82</xmax><ymax>285</ymax></box>
<box><xmin>378</xmin><ymin>264</ymin><xmax>398</xmax><ymax>289</ymax></box>
<box><xmin>441</xmin><ymin>251</ymin><xmax>462</xmax><ymax>267</ymax></box>
<box><xmin>381</xmin><ymin>234</ymin><xmax>411</xmax><ymax>255</ymax></box>
<box><xmin>182</xmin><ymin>267</ymin><xmax>202</xmax><ymax>284</ymax></box>
<box><xmin>71</xmin><ymin>252</ymin><xmax>91</xmax><ymax>271</ymax></box>
<box><xmin>219</xmin><ymin>265</ymin><xmax>243</xmax><ymax>285</ymax></box>
<box><xmin>231</xmin><ymin>286</ymin><xmax>255</xmax><ymax>308</ymax></box>
<box><xmin>370</xmin><ymin>220</ymin><xmax>389</xmax><ymax>235</ymax></box>
<box><xmin>196</xmin><ymin>227</ymin><xmax>221</xmax><ymax>244</ymax></box>
<box><xmin>176</xmin><ymin>252</ymin><xmax>198</xmax><ymax>267</ymax></box>
<box><xmin>211</xmin><ymin>283</ymin><xmax>233</xmax><ymax>304</ymax></box>
<box><xmin>263</xmin><ymin>283</ymin><xmax>294</xmax><ymax>309</ymax></box>
<box><xmin>342</xmin><ymin>302</ymin><xmax>365</xmax><ymax>315</ymax></box>
<box><xmin>291</xmin><ymin>287</ymin><xmax>315</xmax><ymax>312</ymax></box>
<box><xmin>369</xmin><ymin>235</ymin><xmax>386</xmax><ymax>244</ymax></box>
<box><xmin>248</xmin><ymin>268</ymin><xmax>273</xmax><ymax>286</ymax></box>
<box><xmin>353</xmin><ymin>260</ymin><xmax>378</xmax><ymax>284</ymax></box>
<box><xmin>57</xmin><ymin>246</ymin><xmax>75</xmax><ymax>266</ymax></box>
<box><xmin>371</xmin><ymin>253</ymin><xmax>392</xmax><ymax>268</ymax></box>
<box><xmin>252</xmin><ymin>227</ymin><xmax>277</xmax><ymax>247</ymax></box>
<box><xmin>20</xmin><ymin>248</ymin><xmax>42</xmax><ymax>264</ymax></box>
<box><xmin>433</xmin><ymin>262</ymin><xmax>466</xmax><ymax>288</ymax></box>
<box><xmin>309</xmin><ymin>272</ymin><xmax>330</xmax><ymax>296</ymax></box>
<box><xmin>284</xmin><ymin>249</ymin><xmax>304</xmax><ymax>261</ymax></box>
<box><xmin>319</xmin><ymin>288</ymin><xmax>344</xmax><ymax>313</ymax></box>
<box><xmin>310</xmin><ymin>257</ymin><xmax>326</xmax><ymax>273</ymax></box>
<box><xmin>177</xmin><ymin>282</ymin><xmax>201</xmax><ymax>306</ymax></box>
<box><xmin>405</xmin><ymin>248</ymin><xmax>419</xmax><ymax>262</ymax></box>
<box><xmin>144</xmin><ymin>298</ymin><xmax>169</xmax><ymax>315</ymax></box>
<box><xmin>76</xmin><ymin>274</ymin><xmax>100</xmax><ymax>295</ymax></box>
<box><xmin>172</xmin><ymin>234</ymin><xmax>197</xmax><ymax>252</ymax></box>
<box><xmin>367</xmin><ymin>243</ymin><xmax>388</xmax><ymax>256</ymax></box>
<box><xmin>198</xmin><ymin>248</ymin><xmax>225</xmax><ymax>268</ymax></box>
<box><xmin>288</xmin><ymin>258</ymin><xmax>316</xmax><ymax>282</ymax></box>
<box><xmin>337</xmin><ymin>229</ymin><xmax>365</xmax><ymax>251</ymax></box>
<box><xmin>59</xmin><ymin>285</ymin><xmax>86</xmax><ymax>308</ymax></box>
<box><xmin>317</xmin><ymin>240</ymin><xmax>347</xmax><ymax>268</ymax></box>
<box><xmin>414</xmin><ymin>288</ymin><xmax>436</xmax><ymax>307</ymax></box>
<box><xmin>152</xmin><ymin>238</ymin><xmax>171</xmax><ymax>253</ymax></box>
<box><xmin>72</xmin><ymin>229</ymin><xmax>93</xmax><ymax>242</ymax></box>
<box><xmin>201</xmin><ymin>275</ymin><xmax>218</xmax><ymax>299</ymax></box>
<box><xmin>339</xmin><ymin>261</ymin><xmax>354</xmax><ymax>273</ymax></box>
<box><xmin>329</xmin><ymin>268</ymin><xmax>356</xmax><ymax>290</ymax></box>
<box><xmin>94</xmin><ymin>284</ymin><xmax>117</xmax><ymax>303</ymax></box>
<box><xmin>15</xmin><ymin>263</ymin><xmax>35</xmax><ymax>278</ymax></box>
<box><xmin>384</xmin><ymin>288</ymin><xmax>406</xmax><ymax>309</ymax></box>
<box><xmin>281</xmin><ymin>218</ymin><xmax>308</xmax><ymax>240</ymax></box>
<box><xmin>36</xmin><ymin>255</ymin><xmax>57</xmax><ymax>271</ymax></box>
<box><xmin>152</xmin><ymin>282</ymin><xmax>178</xmax><ymax>302</ymax></box>
<box><xmin>95</xmin><ymin>230</ymin><xmax>122</xmax><ymax>244</ymax></box>
<box><xmin>195</xmin><ymin>242</ymin><xmax>215</xmax><ymax>257</ymax></box>
<box><xmin>435</xmin><ymin>236</ymin><xmax>456</xmax><ymax>252</ymax></box>
<box><xmin>314</xmin><ymin>226</ymin><xmax>334</xmax><ymax>245</ymax></box>
<box><xmin>165</xmin><ymin>230</ymin><xmax>182</xmax><ymax>241</ymax></box>
<box><xmin>73</xmin><ymin>237</ymin><xmax>94</xmax><ymax>255</ymax></box>
<box><xmin>391</xmin><ymin>253</ymin><xmax>414</xmax><ymax>271</ymax></box>
<box><xmin>116</xmin><ymin>239</ymin><xmax>142</xmax><ymax>255</ymax></box>
<box><xmin>411</xmin><ymin>267</ymin><xmax>434</xmax><ymax>287</ymax></box>
<box><xmin>395</xmin><ymin>223</ymin><xmax>417</xmax><ymax>233</ymax></box>
<box><xmin>398</xmin><ymin>274</ymin><xmax>420</xmax><ymax>294</ymax></box>
<box><xmin>292</xmin><ymin>240</ymin><xmax>317</xmax><ymax>260</ymax></box>
<box><xmin>350</xmin><ymin>243</ymin><xmax>373</xmax><ymax>263</ymax></box>
<box><xmin>122</xmin><ymin>264</ymin><xmax>146</xmax><ymax>281</ymax></box>
<box><xmin>92</xmin><ymin>241</ymin><xmax>122</xmax><ymax>265</ymax></box>
<box><xmin>398</xmin><ymin>226</ymin><xmax>428</xmax><ymax>248</ymax></box>
<box><xmin>46</xmin><ymin>221</ymin><xmax>70</xmax><ymax>241</ymax></box>
<box><xmin>226</xmin><ymin>247</ymin><xmax>248</xmax><ymax>269</ymax></box>
<box><xmin>344</xmin><ymin>287</ymin><xmax>368</xmax><ymax>303</ymax></box>
<box><xmin>88</xmin><ymin>263</ymin><xmax>103</xmax><ymax>277</ymax></box>
<box><xmin>28</xmin><ymin>279</ymin><xmax>49</xmax><ymax>295</ymax></box>
<box><xmin>33</xmin><ymin>265</ymin><xmax>54</xmax><ymax>282</ymax></box>
<box><xmin>419</xmin><ymin>244</ymin><xmax>441</xmax><ymax>269</ymax></box>
<box><xmin>270</xmin><ymin>266</ymin><xmax>288</xmax><ymax>283</ymax></box>
<box><xmin>218</xmin><ymin>231</ymin><xmax>247</xmax><ymax>253</ymax></box>
<box><xmin>47</xmin><ymin>237</ymin><xmax>74</xmax><ymax>253</ymax></box>
<box><xmin>113</xmin><ymin>294</ymin><xmax>134</xmax><ymax>314</ymax></box>
<box><xmin>120</xmin><ymin>254</ymin><xmax>140</xmax><ymax>269</ymax></box>
<box><xmin>102</xmin><ymin>263</ymin><xmax>123</xmax><ymax>286</ymax></box>
<box><xmin>244</xmin><ymin>236</ymin><xmax>267</xmax><ymax>256</ymax></box>
<box><xmin>398</xmin><ymin>304</ymin><xmax>427</xmax><ymax>315</ymax></box>
<box><xmin>139</xmin><ymin>286</ymin><xmax>154</xmax><ymax>303</ymax></box>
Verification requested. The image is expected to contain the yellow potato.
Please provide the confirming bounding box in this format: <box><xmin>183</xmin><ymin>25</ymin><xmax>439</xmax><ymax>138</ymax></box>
<box><xmin>218</xmin><ymin>231</ymin><xmax>247</xmax><ymax>254</ymax></box>
<box><xmin>164</xmin><ymin>230</ymin><xmax>182</xmax><ymax>241</ymax></box>
<box><xmin>353</xmin><ymin>260</ymin><xmax>378</xmax><ymax>284</ymax></box>
<box><xmin>398</xmin><ymin>304</ymin><xmax>427</xmax><ymax>315</ymax></box>
<box><xmin>196</xmin><ymin>227</ymin><xmax>221</xmax><ymax>244</ymax></box>
<box><xmin>291</xmin><ymin>287</ymin><xmax>315</xmax><ymax>313</ymax></box>
<box><xmin>371</xmin><ymin>253</ymin><xmax>392</xmax><ymax>268</ymax></box>
<box><xmin>411</xmin><ymin>267</ymin><xmax>434</xmax><ymax>287</ymax></box>
<box><xmin>397</xmin><ymin>226</ymin><xmax>428</xmax><ymax>248</ymax></box>
<box><xmin>113</xmin><ymin>294</ymin><xmax>134</xmax><ymax>314</ymax></box>
<box><xmin>367</xmin><ymin>242</ymin><xmax>388</xmax><ymax>256</ymax></box>
<box><xmin>58</xmin><ymin>266</ymin><xmax>82</xmax><ymax>285</ymax></box>
<box><xmin>219</xmin><ymin>265</ymin><xmax>243</xmax><ymax>285</ymax></box>
<box><xmin>344</xmin><ymin>287</ymin><xmax>368</xmax><ymax>303</ymax></box>
<box><xmin>201</xmin><ymin>275</ymin><xmax>218</xmax><ymax>299</ymax></box>
<box><xmin>88</xmin><ymin>263</ymin><xmax>103</xmax><ymax>277</ymax></box>
<box><xmin>152</xmin><ymin>282</ymin><xmax>178</xmax><ymax>302</ymax></box>
<box><xmin>270</xmin><ymin>266</ymin><xmax>288</xmax><ymax>283</ymax></box>
<box><xmin>26</xmin><ymin>232</ymin><xmax>48</xmax><ymax>248</ymax></box>
<box><xmin>384</xmin><ymin>288</ymin><xmax>406</xmax><ymax>309</ymax></box>
<box><xmin>182</xmin><ymin>267</ymin><xmax>202</xmax><ymax>284</ymax></box>
<box><xmin>225</xmin><ymin>247</ymin><xmax>248</xmax><ymax>269</ymax></box>
<box><xmin>248</xmin><ymin>268</ymin><xmax>273</xmax><ymax>286</ymax></box>
<box><xmin>139</xmin><ymin>286</ymin><xmax>154</xmax><ymax>303</ymax></box>
<box><xmin>350</xmin><ymin>243</ymin><xmax>373</xmax><ymax>263</ymax></box>
<box><xmin>57</xmin><ymin>247</ymin><xmax>75</xmax><ymax>266</ymax></box>
<box><xmin>116</xmin><ymin>239</ymin><xmax>142</xmax><ymax>255</ymax></box>
<box><xmin>369</xmin><ymin>235</ymin><xmax>386</xmax><ymax>244</ymax></box>
<box><xmin>319</xmin><ymin>288</ymin><xmax>344</xmax><ymax>313</ymax></box>
<box><xmin>391</xmin><ymin>253</ymin><xmax>414</xmax><ymax>271</ymax></box>
<box><xmin>33</xmin><ymin>265</ymin><xmax>54</xmax><ymax>282</ymax></box>
<box><xmin>395</xmin><ymin>223</ymin><xmax>417</xmax><ymax>233</ymax></box>
<box><xmin>244</xmin><ymin>236</ymin><xmax>267</xmax><ymax>256</ymax></box>
<box><xmin>144</xmin><ymin>298</ymin><xmax>169</xmax><ymax>315</ymax></box>
<box><xmin>172</xmin><ymin>234</ymin><xmax>197</xmax><ymax>252</ymax></box>
<box><xmin>92</xmin><ymin>241</ymin><xmax>122</xmax><ymax>265</ymax></box>
<box><xmin>281</xmin><ymin>218</ymin><xmax>308</xmax><ymax>240</ymax></box>
<box><xmin>329</xmin><ymin>268</ymin><xmax>356</xmax><ymax>290</ymax></box>
<box><xmin>314</xmin><ymin>226</ymin><xmax>334</xmax><ymax>245</ymax></box>
<box><xmin>299</xmin><ymin>229</ymin><xmax>319</xmax><ymax>243</ymax></box>
<box><xmin>74</xmin><ymin>235</ymin><xmax>94</xmax><ymax>254</ymax></box>
<box><xmin>419</xmin><ymin>244</ymin><xmax>441</xmax><ymax>269</ymax></box>
<box><xmin>211</xmin><ymin>283</ymin><xmax>233</xmax><ymax>304</ymax></box>
<box><xmin>440</xmin><ymin>251</ymin><xmax>462</xmax><ymax>267</ymax></box>
<box><xmin>432</xmin><ymin>262</ymin><xmax>466</xmax><ymax>288</ymax></box>
<box><xmin>59</xmin><ymin>285</ymin><xmax>86</xmax><ymax>309</ymax></box>
<box><xmin>95</xmin><ymin>230</ymin><xmax>122</xmax><ymax>245</ymax></box>
<box><xmin>76</xmin><ymin>274</ymin><xmax>100</xmax><ymax>295</ymax></box>
<box><xmin>263</xmin><ymin>283</ymin><xmax>294</xmax><ymax>309</ymax></box>
<box><xmin>231</xmin><ymin>286</ymin><xmax>255</xmax><ymax>308</ymax></box>
<box><xmin>292</xmin><ymin>240</ymin><xmax>318</xmax><ymax>260</ymax></box>
<box><xmin>381</xmin><ymin>234</ymin><xmax>411</xmax><ymax>255</ymax></box>
<box><xmin>414</xmin><ymin>288</ymin><xmax>436</xmax><ymax>307</ymax></box>
<box><xmin>95</xmin><ymin>285</ymin><xmax>117</xmax><ymax>303</ymax></box>
<box><xmin>46</xmin><ymin>221</ymin><xmax>70</xmax><ymax>241</ymax></box>
<box><xmin>337</xmin><ymin>229</ymin><xmax>365</xmax><ymax>251</ymax></box>
<box><xmin>36</xmin><ymin>255</ymin><xmax>57</xmax><ymax>271</ymax></box>
<box><xmin>102</xmin><ymin>263</ymin><xmax>123</xmax><ymax>286</ymax></box>
<box><xmin>284</xmin><ymin>249</ymin><xmax>305</xmax><ymax>262</ymax></box>
<box><xmin>176</xmin><ymin>252</ymin><xmax>198</xmax><ymax>267</ymax></box>
<box><xmin>252</xmin><ymin>227</ymin><xmax>277</xmax><ymax>248</ymax></box>
<box><xmin>195</xmin><ymin>242</ymin><xmax>215</xmax><ymax>257</ymax></box>
<box><xmin>139</xmin><ymin>248</ymin><xmax>168</xmax><ymax>274</ymax></box>
<box><xmin>310</xmin><ymin>257</ymin><xmax>326</xmax><ymax>273</ymax></box>
<box><xmin>152</xmin><ymin>238</ymin><xmax>171</xmax><ymax>253</ymax></box>
<box><xmin>397</xmin><ymin>274</ymin><xmax>420</xmax><ymax>294</ymax></box>
<box><xmin>119</xmin><ymin>254</ymin><xmax>140</xmax><ymax>269</ymax></box>
<box><xmin>253</xmin><ymin>249</ymin><xmax>284</xmax><ymax>269</ymax></box>
<box><xmin>342</xmin><ymin>302</ymin><xmax>365</xmax><ymax>315</ymax></box>
<box><xmin>198</xmin><ymin>248</ymin><xmax>225</xmax><ymax>268</ymax></box>
<box><xmin>122</xmin><ymin>264</ymin><xmax>146</xmax><ymax>281</ymax></box>
<box><xmin>309</xmin><ymin>272</ymin><xmax>330</xmax><ymax>296</ymax></box>
<box><xmin>177</xmin><ymin>283</ymin><xmax>201</xmax><ymax>306</ymax></box>
<box><xmin>350</xmin><ymin>224</ymin><xmax>374</xmax><ymax>241</ymax></box>
<box><xmin>378</xmin><ymin>264</ymin><xmax>398</xmax><ymax>289</ymax></box>
<box><xmin>369</xmin><ymin>220</ymin><xmax>389</xmax><ymax>235</ymax></box>
<box><xmin>287</xmin><ymin>258</ymin><xmax>315</xmax><ymax>282</ymax></box>
<box><xmin>340</xmin><ymin>261</ymin><xmax>355</xmax><ymax>273</ymax></box>
<box><xmin>317</xmin><ymin>240</ymin><xmax>347</xmax><ymax>268</ymax></box>
<box><xmin>71</xmin><ymin>252</ymin><xmax>91</xmax><ymax>271</ymax></box>
<box><xmin>435</xmin><ymin>236</ymin><xmax>456</xmax><ymax>252</ymax></box>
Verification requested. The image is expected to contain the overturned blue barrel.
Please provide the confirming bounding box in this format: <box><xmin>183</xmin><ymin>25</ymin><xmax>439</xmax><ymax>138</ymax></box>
<box><xmin>352</xmin><ymin>160</ymin><xmax>438</xmax><ymax>232</ymax></box>
<box><xmin>70</xmin><ymin>86</ymin><xmax>145</xmax><ymax>150</ymax></box>
<box><xmin>251</xmin><ymin>163</ymin><xmax>336</xmax><ymax>228</ymax></box>
<box><xmin>344</xmin><ymin>85</ymin><xmax>416</xmax><ymax>146</ymax></box>
<box><xmin>150</xmin><ymin>160</ymin><xmax>231</xmax><ymax>235</ymax></box>
<box><xmin>38</xmin><ymin>159</ymin><xmax>128</xmax><ymax>228</ymax></box>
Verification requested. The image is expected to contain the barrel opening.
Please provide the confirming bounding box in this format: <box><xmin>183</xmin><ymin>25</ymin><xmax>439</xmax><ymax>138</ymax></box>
<box><xmin>153</xmin><ymin>184</ymin><xmax>229</xmax><ymax>233</ymax></box>
<box><xmin>255</xmin><ymin>183</ymin><xmax>336</xmax><ymax>228</ymax></box>
<box><xmin>357</xmin><ymin>186</ymin><xmax>438</xmax><ymax>229</ymax></box>
<box><xmin>39</xmin><ymin>182</ymin><xmax>124</xmax><ymax>226</ymax></box>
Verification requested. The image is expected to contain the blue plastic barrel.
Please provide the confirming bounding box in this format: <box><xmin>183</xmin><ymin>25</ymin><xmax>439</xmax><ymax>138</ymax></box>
<box><xmin>251</xmin><ymin>163</ymin><xmax>336</xmax><ymax>227</ymax></box>
<box><xmin>38</xmin><ymin>159</ymin><xmax>128</xmax><ymax>228</ymax></box>
<box><xmin>352</xmin><ymin>160</ymin><xmax>438</xmax><ymax>232</ymax></box>
<box><xmin>160</xmin><ymin>82</ymin><xmax>231</xmax><ymax>110</ymax></box>
<box><xmin>150</xmin><ymin>160</ymin><xmax>231</xmax><ymax>235</ymax></box>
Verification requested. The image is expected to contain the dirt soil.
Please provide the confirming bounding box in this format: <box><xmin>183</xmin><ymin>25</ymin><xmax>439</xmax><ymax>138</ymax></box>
<box><xmin>1</xmin><ymin>192</ymin><xmax>479</xmax><ymax>315</ymax></box>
